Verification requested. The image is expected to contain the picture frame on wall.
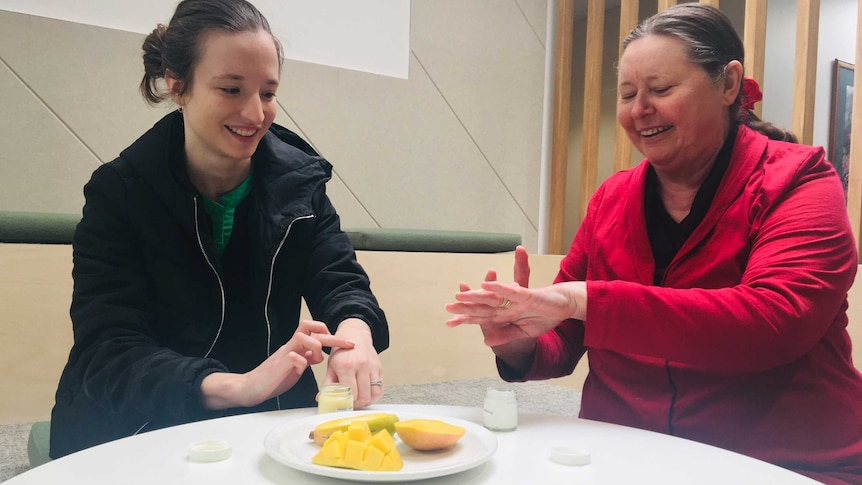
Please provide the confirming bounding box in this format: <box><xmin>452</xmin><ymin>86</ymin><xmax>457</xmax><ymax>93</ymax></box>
<box><xmin>829</xmin><ymin>59</ymin><xmax>854</xmax><ymax>198</ymax></box>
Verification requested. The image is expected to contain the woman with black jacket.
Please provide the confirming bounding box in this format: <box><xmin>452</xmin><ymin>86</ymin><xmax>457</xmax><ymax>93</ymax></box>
<box><xmin>50</xmin><ymin>0</ymin><xmax>388</xmax><ymax>458</ymax></box>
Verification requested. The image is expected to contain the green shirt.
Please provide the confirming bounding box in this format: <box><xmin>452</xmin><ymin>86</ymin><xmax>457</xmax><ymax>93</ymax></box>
<box><xmin>202</xmin><ymin>170</ymin><xmax>253</xmax><ymax>256</ymax></box>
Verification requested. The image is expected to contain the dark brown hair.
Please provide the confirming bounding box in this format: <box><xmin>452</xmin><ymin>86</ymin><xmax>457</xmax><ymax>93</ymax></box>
<box><xmin>139</xmin><ymin>0</ymin><xmax>283</xmax><ymax>105</ymax></box>
<box><xmin>623</xmin><ymin>3</ymin><xmax>796</xmax><ymax>143</ymax></box>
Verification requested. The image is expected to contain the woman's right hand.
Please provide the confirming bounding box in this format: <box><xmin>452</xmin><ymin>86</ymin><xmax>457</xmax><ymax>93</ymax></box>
<box><xmin>200</xmin><ymin>320</ymin><xmax>354</xmax><ymax>410</ymax></box>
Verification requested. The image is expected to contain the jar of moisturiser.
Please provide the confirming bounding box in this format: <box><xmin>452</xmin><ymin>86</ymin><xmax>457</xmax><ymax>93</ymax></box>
<box><xmin>483</xmin><ymin>388</ymin><xmax>518</xmax><ymax>431</ymax></box>
<box><xmin>318</xmin><ymin>384</ymin><xmax>354</xmax><ymax>414</ymax></box>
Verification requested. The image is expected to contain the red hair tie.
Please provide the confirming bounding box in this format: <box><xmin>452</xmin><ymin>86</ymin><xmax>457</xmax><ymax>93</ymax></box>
<box><xmin>740</xmin><ymin>77</ymin><xmax>762</xmax><ymax>111</ymax></box>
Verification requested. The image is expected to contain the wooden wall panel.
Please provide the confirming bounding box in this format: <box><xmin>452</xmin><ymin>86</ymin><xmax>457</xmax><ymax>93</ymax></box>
<box><xmin>743</xmin><ymin>0</ymin><xmax>768</xmax><ymax>118</ymax></box>
<box><xmin>658</xmin><ymin>0</ymin><xmax>678</xmax><ymax>11</ymax></box>
<box><xmin>791</xmin><ymin>0</ymin><xmax>820</xmax><ymax>145</ymax></box>
<box><xmin>848</xmin><ymin>0</ymin><xmax>862</xmax><ymax>256</ymax></box>
<box><xmin>579</xmin><ymin>0</ymin><xmax>606</xmax><ymax>222</ymax></box>
<box><xmin>549</xmin><ymin>0</ymin><xmax>575</xmax><ymax>255</ymax></box>
<box><xmin>613</xmin><ymin>0</ymin><xmax>639</xmax><ymax>173</ymax></box>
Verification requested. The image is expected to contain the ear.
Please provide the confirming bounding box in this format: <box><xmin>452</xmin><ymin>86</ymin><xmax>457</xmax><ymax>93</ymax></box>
<box><xmin>164</xmin><ymin>70</ymin><xmax>185</xmax><ymax>106</ymax></box>
<box><xmin>722</xmin><ymin>60</ymin><xmax>743</xmax><ymax>106</ymax></box>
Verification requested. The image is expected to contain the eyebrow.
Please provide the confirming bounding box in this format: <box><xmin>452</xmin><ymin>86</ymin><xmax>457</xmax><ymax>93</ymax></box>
<box><xmin>212</xmin><ymin>74</ymin><xmax>279</xmax><ymax>86</ymax></box>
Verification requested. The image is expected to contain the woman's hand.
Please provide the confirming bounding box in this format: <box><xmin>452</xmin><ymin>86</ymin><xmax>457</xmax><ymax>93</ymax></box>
<box><xmin>445</xmin><ymin>246</ymin><xmax>587</xmax><ymax>348</ymax></box>
<box><xmin>200</xmin><ymin>320</ymin><xmax>353</xmax><ymax>410</ymax></box>
<box><xmin>323</xmin><ymin>318</ymin><xmax>384</xmax><ymax>409</ymax></box>
<box><xmin>446</xmin><ymin>280</ymin><xmax>586</xmax><ymax>347</ymax></box>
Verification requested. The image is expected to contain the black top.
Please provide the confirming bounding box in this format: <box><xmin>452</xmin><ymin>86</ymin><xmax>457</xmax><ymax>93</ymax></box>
<box><xmin>51</xmin><ymin>111</ymin><xmax>388</xmax><ymax>458</ymax></box>
<box><xmin>645</xmin><ymin>127</ymin><xmax>738</xmax><ymax>285</ymax></box>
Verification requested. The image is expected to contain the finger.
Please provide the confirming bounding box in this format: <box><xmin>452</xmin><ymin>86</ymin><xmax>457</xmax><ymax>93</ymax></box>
<box><xmin>322</xmin><ymin>363</ymin><xmax>338</xmax><ymax>386</ymax></box>
<box><xmin>445</xmin><ymin>301</ymin><xmax>501</xmax><ymax>318</ymax></box>
<box><xmin>446</xmin><ymin>313</ymin><xmax>503</xmax><ymax>328</ymax></box>
<box><xmin>484</xmin><ymin>269</ymin><xmax>498</xmax><ymax>282</ymax></box>
<box><xmin>459</xmin><ymin>281</ymin><xmax>471</xmax><ymax>292</ymax></box>
<box><xmin>288</xmin><ymin>333</ymin><xmax>325</xmax><ymax>362</ymax></box>
<box><xmin>354</xmin><ymin>375</ymin><xmax>372</xmax><ymax>408</ymax></box>
<box><xmin>287</xmin><ymin>351</ymin><xmax>309</xmax><ymax>372</ymax></box>
<box><xmin>480</xmin><ymin>281</ymin><xmax>523</xmax><ymax>300</ymax></box>
<box><xmin>314</xmin><ymin>334</ymin><xmax>355</xmax><ymax>350</ymax></box>
<box><xmin>453</xmin><ymin>289</ymin><xmax>505</xmax><ymax>306</ymax></box>
<box><xmin>368</xmin><ymin>375</ymin><xmax>385</xmax><ymax>405</ymax></box>
<box><xmin>514</xmin><ymin>246</ymin><xmax>531</xmax><ymax>288</ymax></box>
<box><xmin>297</xmin><ymin>319</ymin><xmax>331</xmax><ymax>335</ymax></box>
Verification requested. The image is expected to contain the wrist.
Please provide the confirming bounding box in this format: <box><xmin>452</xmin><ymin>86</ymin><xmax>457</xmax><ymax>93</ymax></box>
<box><xmin>200</xmin><ymin>372</ymin><xmax>246</xmax><ymax>410</ymax></box>
<box><xmin>335</xmin><ymin>318</ymin><xmax>373</xmax><ymax>342</ymax></box>
<box><xmin>491</xmin><ymin>338</ymin><xmax>537</xmax><ymax>372</ymax></box>
<box><xmin>563</xmin><ymin>281</ymin><xmax>587</xmax><ymax>321</ymax></box>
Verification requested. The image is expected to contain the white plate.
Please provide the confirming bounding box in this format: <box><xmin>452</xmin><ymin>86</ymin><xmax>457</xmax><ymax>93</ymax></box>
<box><xmin>264</xmin><ymin>410</ymin><xmax>498</xmax><ymax>482</ymax></box>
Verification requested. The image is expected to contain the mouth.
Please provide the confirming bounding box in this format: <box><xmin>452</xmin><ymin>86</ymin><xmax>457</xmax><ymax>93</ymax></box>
<box><xmin>639</xmin><ymin>125</ymin><xmax>672</xmax><ymax>138</ymax></box>
<box><xmin>226</xmin><ymin>125</ymin><xmax>258</xmax><ymax>138</ymax></box>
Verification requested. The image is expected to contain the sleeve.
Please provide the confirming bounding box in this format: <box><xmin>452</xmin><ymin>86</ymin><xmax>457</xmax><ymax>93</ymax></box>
<box><xmin>68</xmin><ymin>164</ymin><xmax>228</xmax><ymax>425</ymax></box>
<box><xmin>583</xmin><ymin>146</ymin><xmax>858</xmax><ymax>375</ymax></box>
<box><xmin>300</xmin><ymin>184</ymin><xmax>389</xmax><ymax>353</ymax></box>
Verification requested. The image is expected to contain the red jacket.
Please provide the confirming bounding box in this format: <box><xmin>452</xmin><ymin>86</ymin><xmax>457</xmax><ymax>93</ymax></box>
<box><xmin>511</xmin><ymin>126</ymin><xmax>862</xmax><ymax>483</ymax></box>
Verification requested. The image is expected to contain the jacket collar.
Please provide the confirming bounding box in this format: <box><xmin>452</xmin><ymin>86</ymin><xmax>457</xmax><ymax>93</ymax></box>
<box><xmin>117</xmin><ymin>111</ymin><xmax>332</xmax><ymax>240</ymax></box>
<box><xmin>624</xmin><ymin>124</ymin><xmax>768</xmax><ymax>284</ymax></box>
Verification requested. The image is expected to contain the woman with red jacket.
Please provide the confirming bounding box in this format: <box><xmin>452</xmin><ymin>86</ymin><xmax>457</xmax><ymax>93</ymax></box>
<box><xmin>447</xmin><ymin>4</ymin><xmax>862</xmax><ymax>483</ymax></box>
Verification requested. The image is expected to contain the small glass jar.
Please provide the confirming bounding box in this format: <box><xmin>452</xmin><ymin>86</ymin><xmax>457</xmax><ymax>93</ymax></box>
<box><xmin>317</xmin><ymin>384</ymin><xmax>354</xmax><ymax>414</ymax></box>
<box><xmin>483</xmin><ymin>388</ymin><xmax>518</xmax><ymax>431</ymax></box>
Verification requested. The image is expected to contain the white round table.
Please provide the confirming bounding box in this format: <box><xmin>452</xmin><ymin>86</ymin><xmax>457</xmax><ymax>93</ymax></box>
<box><xmin>6</xmin><ymin>404</ymin><xmax>817</xmax><ymax>484</ymax></box>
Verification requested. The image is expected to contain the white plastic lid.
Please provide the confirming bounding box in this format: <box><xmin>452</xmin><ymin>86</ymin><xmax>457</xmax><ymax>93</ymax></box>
<box><xmin>188</xmin><ymin>439</ymin><xmax>232</xmax><ymax>462</ymax></box>
<box><xmin>550</xmin><ymin>446</ymin><xmax>591</xmax><ymax>466</ymax></box>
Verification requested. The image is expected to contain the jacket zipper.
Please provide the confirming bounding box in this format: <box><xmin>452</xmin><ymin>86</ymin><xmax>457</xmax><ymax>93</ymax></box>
<box><xmin>265</xmin><ymin>214</ymin><xmax>314</xmax><ymax>410</ymax></box>
<box><xmin>659</xmin><ymin>266</ymin><xmax>678</xmax><ymax>435</ymax></box>
<box><xmin>137</xmin><ymin>198</ymin><xmax>226</xmax><ymax>436</ymax></box>
<box><xmin>194</xmin><ymin>197</ymin><xmax>227</xmax><ymax>359</ymax></box>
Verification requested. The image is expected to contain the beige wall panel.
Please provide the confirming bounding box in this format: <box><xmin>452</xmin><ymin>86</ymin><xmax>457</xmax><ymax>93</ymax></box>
<box><xmin>515</xmin><ymin>0</ymin><xmax>550</xmax><ymax>46</ymax></box>
<box><xmin>279</xmin><ymin>57</ymin><xmax>539</xmax><ymax>249</ymax></box>
<box><xmin>0</xmin><ymin>67</ymin><xmax>96</xmax><ymax>213</ymax></box>
<box><xmin>0</xmin><ymin>244</ymin><xmax>73</xmax><ymax>423</ymax></box>
<box><xmin>323</xmin><ymin>174</ymin><xmax>380</xmax><ymax>229</ymax></box>
<box><xmin>411</xmin><ymin>0</ymin><xmax>545</xmax><ymax>231</ymax></box>
<box><xmin>0</xmin><ymin>13</ymin><xmax>170</xmax><ymax>165</ymax></box>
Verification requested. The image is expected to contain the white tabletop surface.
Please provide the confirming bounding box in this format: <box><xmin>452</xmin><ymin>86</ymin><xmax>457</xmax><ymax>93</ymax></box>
<box><xmin>6</xmin><ymin>404</ymin><xmax>817</xmax><ymax>485</ymax></box>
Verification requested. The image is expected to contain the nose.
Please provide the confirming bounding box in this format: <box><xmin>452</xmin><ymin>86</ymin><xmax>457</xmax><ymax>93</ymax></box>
<box><xmin>630</xmin><ymin>93</ymin><xmax>653</xmax><ymax>120</ymax></box>
<box><xmin>240</xmin><ymin>95</ymin><xmax>265</xmax><ymax>124</ymax></box>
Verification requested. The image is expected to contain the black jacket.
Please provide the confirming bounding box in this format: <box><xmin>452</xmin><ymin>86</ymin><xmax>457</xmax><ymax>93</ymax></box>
<box><xmin>50</xmin><ymin>112</ymin><xmax>388</xmax><ymax>458</ymax></box>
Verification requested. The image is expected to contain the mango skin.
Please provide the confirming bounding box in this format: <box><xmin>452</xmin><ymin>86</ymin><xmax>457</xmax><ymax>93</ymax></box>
<box><xmin>312</xmin><ymin>422</ymin><xmax>403</xmax><ymax>471</ymax></box>
<box><xmin>394</xmin><ymin>419</ymin><xmax>466</xmax><ymax>451</ymax></box>
<box><xmin>310</xmin><ymin>413</ymin><xmax>400</xmax><ymax>446</ymax></box>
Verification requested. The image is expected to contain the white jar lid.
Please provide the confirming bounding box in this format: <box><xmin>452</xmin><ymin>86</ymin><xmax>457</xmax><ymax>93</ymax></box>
<box><xmin>550</xmin><ymin>446</ymin><xmax>591</xmax><ymax>466</ymax></box>
<box><xmin>188</xmin><ymin>439</ymin><xmax>232</xmax><ymax>462</ymax></box>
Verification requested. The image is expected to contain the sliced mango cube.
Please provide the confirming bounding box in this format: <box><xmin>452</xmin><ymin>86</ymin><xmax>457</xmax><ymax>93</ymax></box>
<box><xmin>311</xmin><ymin>422</ymin><xmax>403</xmax><ymax>471</ymax></box>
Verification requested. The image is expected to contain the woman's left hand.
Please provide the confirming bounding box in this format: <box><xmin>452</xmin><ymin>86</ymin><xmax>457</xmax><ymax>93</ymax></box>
<box><xmin>323</xmin><ymin>318</ymin><xmax>384</xmax><ymax>409</ymax></box>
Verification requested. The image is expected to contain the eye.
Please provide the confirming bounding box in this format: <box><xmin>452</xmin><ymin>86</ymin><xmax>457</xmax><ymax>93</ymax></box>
<box><xmin>653</xmin><ymin>86</ymin><xmax>671</xmax><ymax>95</ymax></box>
<box><xmin>619</xmin><ymin>91</ymin><xmax>636</xmax><ymax>101</ymax></box>
<box><xmin>220</xmin><ymin>87</ymin><xmax>240</xmax><ymax>95</ymax></box>
<box><xmin>262</xmin><ymin>91</ymin><xmax>277</xmax><ymax>99</ymax></box>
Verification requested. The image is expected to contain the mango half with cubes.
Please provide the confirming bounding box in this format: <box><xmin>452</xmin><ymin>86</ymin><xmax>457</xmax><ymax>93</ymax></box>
<box><xmin>394</xmin><ymin>419</ymin><xmax>466</xmax><ymax>451</ymax></box>
<box><xmin>312</xmin><ymin>421</ymin><xmax>403</xmax><ymax>471</ymax></box>
<box><xmin>309</xmin><ymin>413</ymin><xmax>400</xmax><ymax>446</ymax></box>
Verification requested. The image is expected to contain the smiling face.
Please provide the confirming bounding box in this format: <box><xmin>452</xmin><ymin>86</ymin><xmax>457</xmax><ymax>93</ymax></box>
<box><xmin>616</xmin><ymin>34</ymin><xmax>739</xmax><ymax>180</ymax></box>
<box><xmin>167</xmin><ymin>29</ymin><xmax>280</xmax><ymax>171</ymax></box>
